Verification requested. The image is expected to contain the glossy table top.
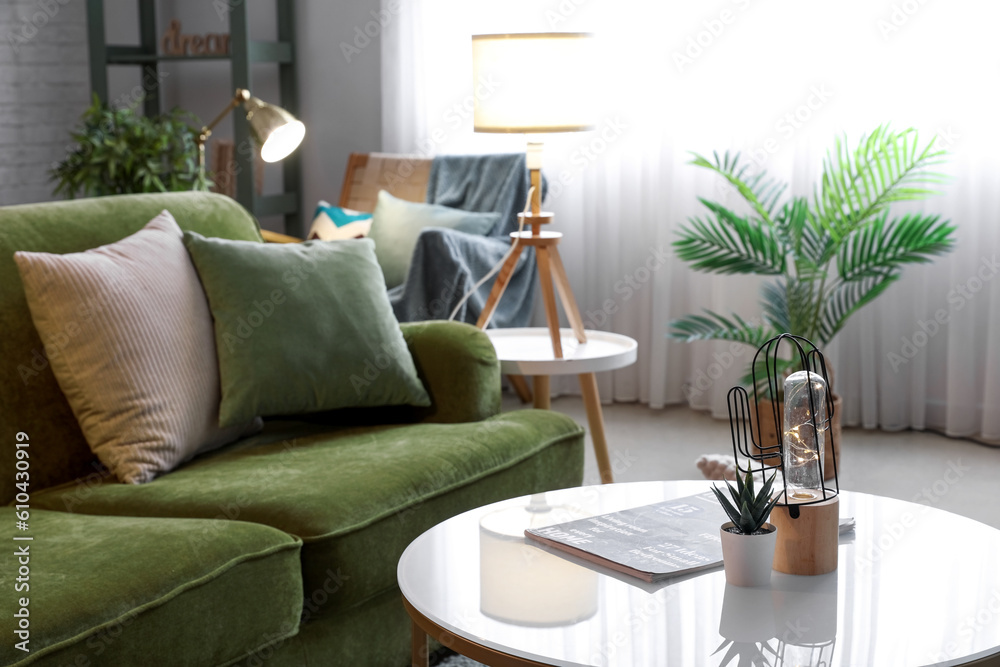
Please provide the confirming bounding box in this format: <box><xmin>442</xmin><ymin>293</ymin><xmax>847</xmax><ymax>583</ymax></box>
<box><xmin>485</xmin><ymin>328</ymin><xmax>638</xmax><ymax>375</ymax></box>
<box><xmin>398</xmin><ymin>480</ymin><xmax>1000</xmax><ymax>666</ymax></box>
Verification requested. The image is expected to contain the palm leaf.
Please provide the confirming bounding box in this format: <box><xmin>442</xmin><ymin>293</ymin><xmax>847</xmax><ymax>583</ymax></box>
<box><xmin>690</xmin><ymin>151</ymin><xmax>787</xmax><ymax>225</ymax></box>
<box><xmin>669</xmin><ymin>311</ymin><xmax>772</xmax><ymax>347</ymax></box>
<box><xmin>805</xmin><ymin>209</ymin><xmax>839</xmax><ymax>274</ymax></box>
<box><xmin>814</xmin><ymin>126</ymin><xmax>947</xmax><ymax>241</ymax></box>
<box><xmin>773</xmin><ymin>198</ymin><xmax>816</xmax><ymax>271</ymax></box>
<box><xmin>740</xmin><ymin>356</ymin><xmax>802</xmax><ymax>402</ymax></box>
<box><xmin>759</xmin><ymin>279</ymin><xmax>815</xmax><ymax>338</ymax></box>
<box><xmin>837</xmin><ymin>212</ymin><xmax>956</xmax><ymax>281</ymax></box>
<box><xmin>760</xmin><ymin>281</ymin><xmax>791</xmax><ymax>334</ymax></box>
<box><xmin>819</xmin><ymin>271</ymin><xmax>899</xmax><ymax>342</ymax></box>
<box><xmin>675</xmin><ymin>202</ymin><xmax>787</xmax><ymax>275</ymax></box>
<box><xmin>787</xmin><ymin>279</ymin><xmax>819</xmax><ymax>339</ymax></box>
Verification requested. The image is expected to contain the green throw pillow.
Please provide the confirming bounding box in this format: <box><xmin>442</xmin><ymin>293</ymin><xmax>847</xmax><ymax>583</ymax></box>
<box><xmin>182</xmin><ymin>234</ymin><xmax>431</xmax><ymax>427</ymax></box>
<box><xmin>368</xmin><ymin>190</ymin><xmax>501</xmax><ymax>288</ymax></box>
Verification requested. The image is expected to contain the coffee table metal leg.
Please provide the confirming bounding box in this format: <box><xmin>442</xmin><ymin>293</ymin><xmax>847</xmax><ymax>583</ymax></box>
<box><xmin>533</xmin><ymin>375</ymin><xmax>550</xmax><ymax>409</ymax></box>
<box><xmin>579</xmin><ymin>372</ymin><xmax>614</xmax><ymax>484</ymax></box>
<box><xmin>411</xmin><ymin>618</ymin><xmax>428</xmax><ymax>667</ymax></box>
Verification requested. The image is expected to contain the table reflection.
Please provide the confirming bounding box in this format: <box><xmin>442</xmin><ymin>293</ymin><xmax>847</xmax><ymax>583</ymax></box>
<box><xmin>479</xmin><ymin>493</ymin><xmax>599</xmax><ymax>627</ymax></box>
<box><xmin>716</xmin><ymin>572</ymin><xmax>838</xmax><ymax>666</ymax></box>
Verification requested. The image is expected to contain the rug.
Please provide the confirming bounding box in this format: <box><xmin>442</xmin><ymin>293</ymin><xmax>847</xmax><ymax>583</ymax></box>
<box><xmin>430</xmin><ymin>648</ymin><xmax>484</xmax><ymax>666</ymax></box>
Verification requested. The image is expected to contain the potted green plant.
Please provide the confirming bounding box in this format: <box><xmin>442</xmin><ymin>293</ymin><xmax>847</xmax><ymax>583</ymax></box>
<box><xmin>50</xmin><ymin>94</ymin><xmax>211</xmax><ymax>198</ymax></box>
<box><xmin>712</xmin><ymin>470</ymin><xmax>780</xmax><ymax>587</ymax></box>
<box><xmin>671</xmin><ymin>126</ymin><xmax>956</xmax><ymax>471</ymax></box>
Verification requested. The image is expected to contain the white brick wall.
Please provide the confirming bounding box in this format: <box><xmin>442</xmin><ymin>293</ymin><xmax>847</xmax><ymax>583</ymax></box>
<box><xmin>0</xmin><ymin>0</ymin><xmax>90</xmax><ymax>206</ymax></box>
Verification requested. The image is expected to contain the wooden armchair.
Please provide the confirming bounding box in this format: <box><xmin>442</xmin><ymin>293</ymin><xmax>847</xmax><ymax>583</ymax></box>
<box><xmin>260</xmin><ymin>153</ymin><xmax>431</xmax><ymax>243</ymax></box>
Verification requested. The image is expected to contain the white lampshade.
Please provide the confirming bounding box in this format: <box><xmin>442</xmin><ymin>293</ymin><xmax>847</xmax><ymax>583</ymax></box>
<box><xmin>243</xmin><ymin>94</ymin><xmax>306</xmax><ymax>163</ymax></box>
<box><xmin>260</xmin><ymin>120</ymin><xmax>305</xmax><ymax>163</ymax></box>
<box><xmin>472</xmin><ymin>32</ymin><xmax>596</xmax><ymax>134</ymax></box>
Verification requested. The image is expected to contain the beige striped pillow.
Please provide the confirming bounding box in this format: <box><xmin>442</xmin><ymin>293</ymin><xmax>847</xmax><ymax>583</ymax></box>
<box><xmin>14</xmin><ymin>210</ymin><xmax>260</xmax><ymax>484</ymax></box>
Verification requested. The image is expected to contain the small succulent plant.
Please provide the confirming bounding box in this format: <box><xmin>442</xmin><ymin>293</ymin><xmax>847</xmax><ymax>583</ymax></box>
<box><xmin>712</xmin><ymin>470</ymin><xmax>780</xmax><ymax>535</ymax></box>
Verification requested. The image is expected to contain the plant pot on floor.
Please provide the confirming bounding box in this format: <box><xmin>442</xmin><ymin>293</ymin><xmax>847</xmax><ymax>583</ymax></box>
<box><xmin>750</xmin><ymin>395</ymin><xmax>842</xmax><ymax>480</ymax></box>
<box><xmin>720</xmin><ymin>522</ymin><xmax>777</xmax><ymax>588</ymax></box>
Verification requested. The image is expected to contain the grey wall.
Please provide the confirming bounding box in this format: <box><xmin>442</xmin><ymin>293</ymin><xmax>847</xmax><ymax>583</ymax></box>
<box><xmin>0</xmin><ymin>0</ymin><xmax>383</xmax><ymax>234</ymax></box>
<box><xmin>0</xmin><ymin>0</ymin><xmax>91</xmax><ymax>206</ymax></box>
<box><xmin>297</xmin><ymin>0</ymin><xmax>382</xmax><ymax>216</ymax></box>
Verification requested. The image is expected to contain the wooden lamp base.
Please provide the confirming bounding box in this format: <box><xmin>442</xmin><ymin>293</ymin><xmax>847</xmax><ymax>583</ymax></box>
<box><xmin>770</xmin><ymin>493</ymin><xmax>839</xmax><ymax>575</ymax></box>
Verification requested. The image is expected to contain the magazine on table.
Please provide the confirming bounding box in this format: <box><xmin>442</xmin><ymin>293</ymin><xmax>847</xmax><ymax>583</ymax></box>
<box><xmin>525</xmin><ymin>492</ymin><xmax>726</xmax><ymax>583</ymax></box>
<box><xmin>525</xmin><ymin>491</ymin><xmax>856</xmax><ymax>583</ymax></box>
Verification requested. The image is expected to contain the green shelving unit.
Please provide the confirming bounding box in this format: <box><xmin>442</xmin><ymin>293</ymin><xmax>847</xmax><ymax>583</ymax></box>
<box><xmin>85</xmin><ymin>0</ymin><xmax>303</xmax><ymax>236</ymax></box>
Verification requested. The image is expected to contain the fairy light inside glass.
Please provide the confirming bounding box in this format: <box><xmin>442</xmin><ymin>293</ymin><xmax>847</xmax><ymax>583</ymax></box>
<box><xmin>782</xmin><ymin>370</ymin><xmax>828</xmax><ymax>501</ymax></box>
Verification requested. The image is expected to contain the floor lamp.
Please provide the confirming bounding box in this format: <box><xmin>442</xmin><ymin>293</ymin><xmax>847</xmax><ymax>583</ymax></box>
<box><xmin>472</xmin><ymin>33</ymin><xmax>604</xmax><ymax>421</ymax></box>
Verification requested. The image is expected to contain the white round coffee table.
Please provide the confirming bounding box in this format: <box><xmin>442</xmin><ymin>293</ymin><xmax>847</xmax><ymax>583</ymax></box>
<box><xmin>486</xmin><ymin>328</ymin><xmax>638</xmax><ymax>484</ymax></box>
<box><xmin>399</xmin><ymin>480</ymin><xmax>1000</xmax><ymax>667</ymax></box>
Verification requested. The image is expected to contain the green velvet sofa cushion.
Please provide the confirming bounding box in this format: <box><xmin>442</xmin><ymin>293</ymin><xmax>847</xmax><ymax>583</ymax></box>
<box><xmin>0</xmin><ymin>508</ymin><xmax>302</xmax><ymax>667</ymax></box>
<box><xmin>31</xmin><ymin>409</ymin><xmax>585</xmax><ymax>618</ymax></box>
<box><xmin>0</xmin><ymin>192</ymin><xmax>263</xmax><ymax>505</ymax></box>
<box><xmin>181</xmin><ymin>232</ymin><xmax>430</xmax><ymax>427</ymax></box>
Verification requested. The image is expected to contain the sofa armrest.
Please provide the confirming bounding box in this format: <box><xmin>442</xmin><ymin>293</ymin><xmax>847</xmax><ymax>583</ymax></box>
<box><xmin>400</xmin><ymin>320</ymin><xmax>500</xmax><ymax>424</ymax></box>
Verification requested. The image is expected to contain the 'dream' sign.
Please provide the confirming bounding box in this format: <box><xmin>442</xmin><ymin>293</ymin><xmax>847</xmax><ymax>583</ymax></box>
<box><xmin>161</xmin><ymin>20</ymin><xmax>230</xmax><ymax>57</ymax></box>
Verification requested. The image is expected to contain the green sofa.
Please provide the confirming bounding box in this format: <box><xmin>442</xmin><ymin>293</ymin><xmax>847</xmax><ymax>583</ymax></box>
<box><xmin>0</xmin><ymin>192</ymin><xmax>585</xmax><ymax>666</ymax></box>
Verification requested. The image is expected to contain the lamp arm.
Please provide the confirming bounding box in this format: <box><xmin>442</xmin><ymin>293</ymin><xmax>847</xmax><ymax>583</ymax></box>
<box><xmin>198</xmin><ymin>88</ymin><xmax>251</xmax><ymax>145</ymax></box>
<box><xmin>196</xmin><ymin>88</ymin><xmax>252</xmax><ymax>174</ymax></box>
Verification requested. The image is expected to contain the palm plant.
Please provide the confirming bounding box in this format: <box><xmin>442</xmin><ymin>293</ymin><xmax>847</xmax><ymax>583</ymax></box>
<box><xmin>670</xmin><ymin>126</ymin><xmax>955</xmax><ymax>392</ymax></box>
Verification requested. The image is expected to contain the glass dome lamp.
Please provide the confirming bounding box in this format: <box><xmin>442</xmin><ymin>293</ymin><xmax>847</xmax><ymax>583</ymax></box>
<box><xmin>725</xmin><ymin>333</ymin><xmax>839</xmax><ymax>576</ymax></box>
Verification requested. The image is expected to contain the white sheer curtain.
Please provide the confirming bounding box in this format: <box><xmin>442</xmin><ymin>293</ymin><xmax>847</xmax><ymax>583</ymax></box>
<box><xmin>381</xmin><ymin>0</ymin><xmax>1000</xmax><ymax>441</ymax></box>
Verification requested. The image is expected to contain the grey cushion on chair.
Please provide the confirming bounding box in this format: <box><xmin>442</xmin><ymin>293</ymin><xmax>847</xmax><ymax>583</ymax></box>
<box><xmin>389</xmin><ymin>154</ymin><xmax>540</xmax><ymax>327</ymax></box>
<box><xmin>368</xmin><ymin>190</ymin><xmax>501</xmax><ymax>289</ymax></box>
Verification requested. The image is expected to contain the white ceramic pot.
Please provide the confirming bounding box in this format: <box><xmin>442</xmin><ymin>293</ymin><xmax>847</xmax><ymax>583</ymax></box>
<box><xmin>720</xmin><ymin>522</ymin><xmax>777</xmax><ymax>588</ymax></box>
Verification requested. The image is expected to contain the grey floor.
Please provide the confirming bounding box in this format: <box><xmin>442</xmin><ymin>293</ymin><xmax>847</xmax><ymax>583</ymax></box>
<box><xmin>501</xmin><ymin>394</ymin><xmax>1000</xmax><ymax>529</ymax></box>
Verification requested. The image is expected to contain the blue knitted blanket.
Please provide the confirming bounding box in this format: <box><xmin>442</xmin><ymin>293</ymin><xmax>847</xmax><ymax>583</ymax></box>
<box><xmin>388</xmin><ymin>153</ymin><xmax>541</xmax><ymax>327</ymax></box>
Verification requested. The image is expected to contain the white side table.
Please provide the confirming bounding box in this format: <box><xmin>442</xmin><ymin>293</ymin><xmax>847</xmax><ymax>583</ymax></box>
<box><xmin>485</xmin><ymin>327</ymin><xmax>638</xmax><ymax>484</ymax></box>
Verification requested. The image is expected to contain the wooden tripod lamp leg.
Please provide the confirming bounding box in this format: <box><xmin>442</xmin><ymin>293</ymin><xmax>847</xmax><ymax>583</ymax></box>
<box><xmin>476</xmin><ymin>243</ymin><xmax>533</xmax><ymax>403</ymax></box>
<box><xmin>549</xmin><ymin>246</ymin><xmax>587</xmax><ymax>344</ymax></box>
<box><xmin>535</xmin><ymin>246</ymin><xmax>563</xmax><ymax>358</ymax></box>
<box><xmin>476</xmin><ymin>243</ymin><xmax>524</xmax><ymax>329</ymax></box>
